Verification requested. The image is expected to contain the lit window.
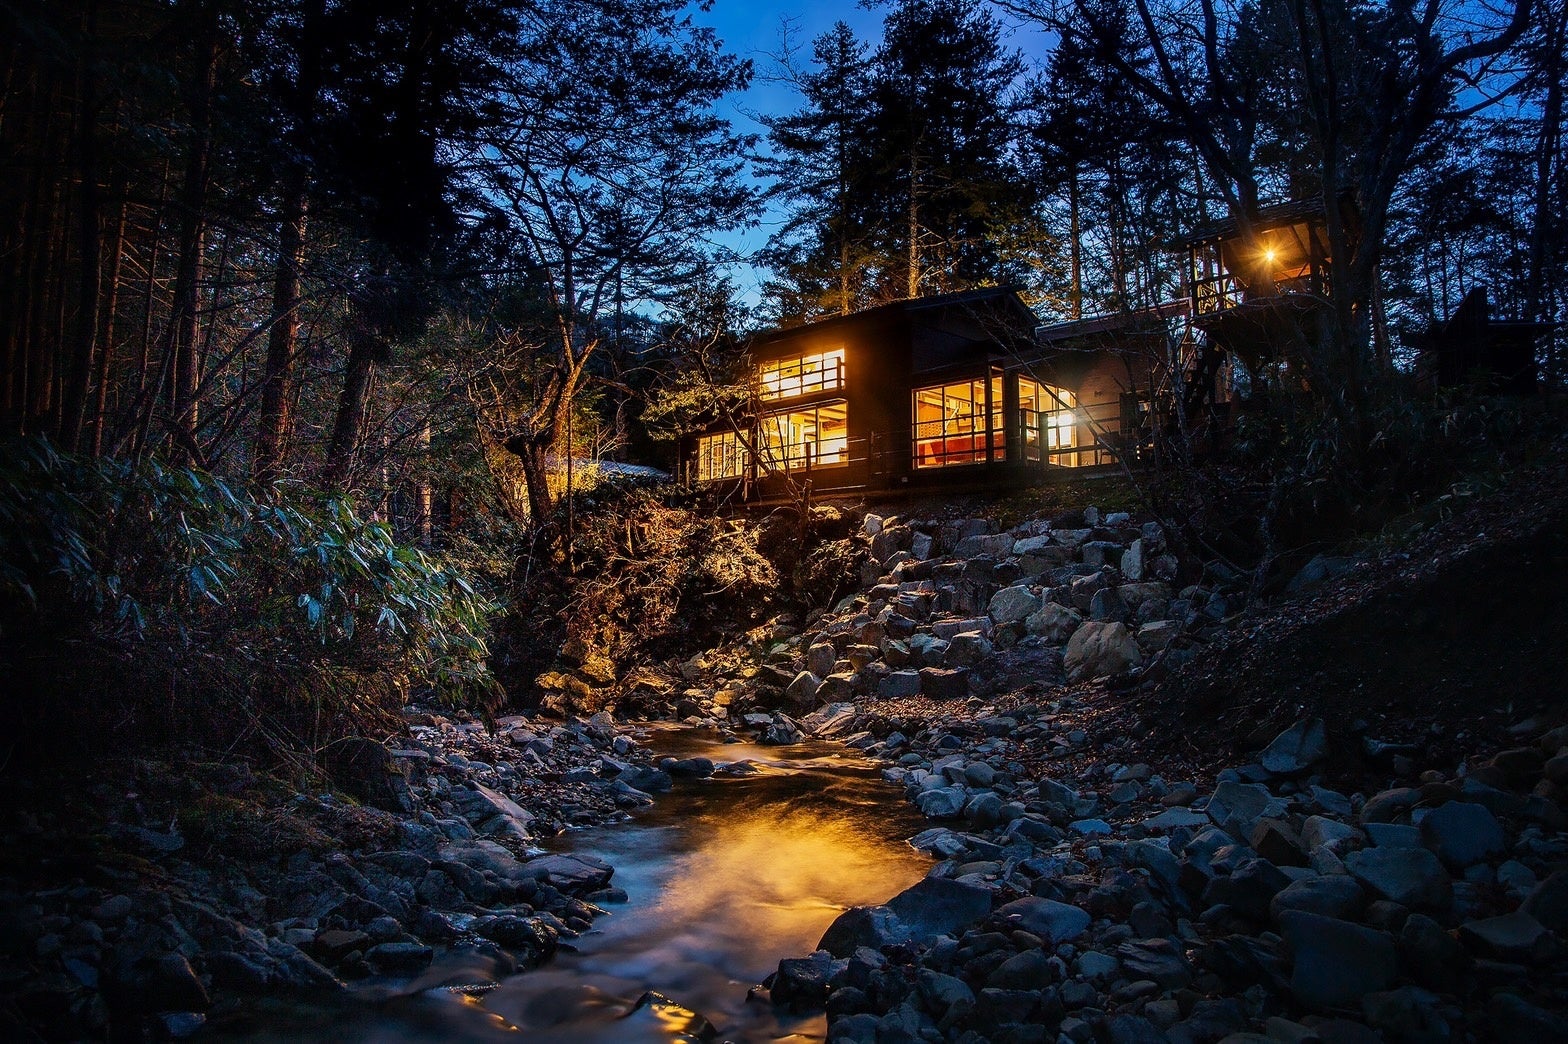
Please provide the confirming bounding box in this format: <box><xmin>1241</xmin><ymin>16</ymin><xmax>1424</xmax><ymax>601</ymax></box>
<box><xmin>758</xmin><ymin>348</ymin><xmax>845</xmax><ymax>401</ymax></box>
<box><xmin>696</xmin><ymin>431</ymin><xmax>749</xmax><ymax>482</ymax></box>
<box><xmin>759</xmin><ymin>402</ymin><xmax>848</xmax><ymax>472</ymax></box>
<box><xmin>1018</xmin><ymin>378</ymin><xmax>1079</xmax><ymax>464</ymax></box>
<box><xmin>912</xmin><ymin>377</ymin><xmax>1004</xmax><ymax>468</ymax></box>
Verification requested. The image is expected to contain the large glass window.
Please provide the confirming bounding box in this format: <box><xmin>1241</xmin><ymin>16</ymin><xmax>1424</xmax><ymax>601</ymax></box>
<box><xmin>912</xmin><ymin>376</ymin><xmax>1003</xmax><ymax>468</ymax></box>
<box><xmin>695</xmin><ymin>431</ymin><xmax>750</xmax><ymax>482</ymax></box>
<box><xmin>759</xmin><ymin>348</ymin><xmax>845</xmax><ymax>401</ymax></box>
<box><xmin>759</xmin><ymin>401</ymin><xmax>848</xmax><ymax>472</ymax></box>
<box><xmin>1018</xmin><ymin>377</ymin><xmax>1079</xmax><ymax>463</ymax></box>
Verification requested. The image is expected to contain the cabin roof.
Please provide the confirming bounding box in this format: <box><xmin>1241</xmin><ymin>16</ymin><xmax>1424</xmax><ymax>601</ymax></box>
<box><xmin>1177</xmin><ymin>199</ymin><xmax>1332</xmax><ymax>248</ymax></box>
<box><xmin>748</xmin><ymin>285</ymin><xmax>1036</xmax><ymax>352</ymax></box>
<box><xmin>1035</xmin><ymin>301</ymin><xmax>1191</xmax><ymax>346</ymax></box>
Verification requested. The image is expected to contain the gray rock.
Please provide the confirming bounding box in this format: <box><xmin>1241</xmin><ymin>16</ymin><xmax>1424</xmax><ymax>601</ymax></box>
<box><xmin>1459</xmin><ymin>911</ymin><xmax>1551</xmax><ymax>960</ymax></box>
<box><xmin>617</xmin><ymin>765</ymin><xmax>673</xmax><ymax>794</ymax></box>
<box><xmin>365</xmin><ymin>941</ymin><xmax>434</xmax><ymax>974</ymax></box>
<box><xmin>1069</xmin><ymin>571</ymin><xmax>1111</xmax><ymax>611</ymax></box>
<box><xmin>1025</xmin><ymin>603</ymin><xmax>1082</xmax><ymax>642</ymax></box>
<box><xmin>1259</xmin><ymin>719</ymin><xmax>1326</xmax><ymax>775</ymax></box>
<box><xmin>819</xmin><ymin>877</ymin><xmax>991</xmax><ymax>958</ymax></box>
<box><xmin>522</xmin><ymin>853</ymin><xmax>614</xmax><ymax>893</ymax></box>
<box><xmin>1301</xmin><ymin>815</ymin><xmax>1362</xmax><ymax>850</ymax></box>
<box><xmin>991</xmin><ymin>896</ymin><xmax>1090</xmax><ymax>944</ymax></box>
<box><xmin>1122</xmin><ymin>539</ymin><xmax>1145</xmax><ymax>581</ymax></box>
<box><xmin>1520</xmin><ymin>870</ymin><xmax>1568</xmax><ymax>933</ymax></box>
<box><xmin>806</xmin><ymin>643</ymin><xmax>837</xmax><ymax>678</ymax></box>
<box><xmin>1280</xmin><ymin>911</ymin><xmax>1396</xmax><ymax>1010</ymax></box>
<box><xmin>772</xmin><ymin>951</ymin><xmax>845</xmax><ymax>1011</ymax></box>
<box><xmin>785</xmin><ymin>670</ymin><xmax>823</xmax><ymax>708</ymax></box>
<box><xmin>988</xmin><ymin>586</ymin><xmax>1042</xmax><ymax>625</ymax></box>
<box><xmin>878</xmin><ymin>671</ymin><xmax>922</xmax><ymax>699</ymax></box>
<box><xmin>1345</xmin><ymin>847</ymin><xmax>1453</xmax><ymax>910</ymax></box>
<box><xmin>1420</xmin><ymin>801</ymin><xmax>1505</xmax><ymax>870</ymax></box>
<box><xmin>1270</xmin><ymin>875</ymin><xmax>1365</xmax><ymax>922</ymax></box>
<box><xmin>916</xmin><ymin>787</ymin><xmax>968</xmax><ymax>818</ymax></box>
<box><xmin>917</xmin><ymin>968</ymin><xmax>975</xmax><ymax>1012</ymax></box>
<box><xmin>1137</xmin><ymin>620</ymin><xmax>1180</xmax><ymax>651</ymax></box>
<box><xmin>944</xmin><ymin>632</ymin><xmax>993</xmax><ymax>667</ymax></box>
<box><xmin>1088</xmin><ymin>586</ymin><xmax>1129</xmax><ymax>622</ymax></box>
<box><xmin>1063</xmin><ymin>620</ymin><xmax>1142</xmax><ymax>682</ymax></box>
<box><xmin>1366</xmin><ymin>822</ymin><xmax>1421</xmax><ymax>848</ymax></box>
<box><xmin>1488</xmin><ymin>993</ymin><xmax>1568</xmax><ymax>1040</ymax></box>
<box><xmin>1398</xmin><ymin>913</ymin><xmax>1471</xmax><ymax>992</ymax></box>
<box><xmin>1117</xmin><ymin>938</ymin><xmax>1192</xmax><ymax>988</ymax></box>
<box><xmin>918</xmin><ymin>666</ymin><xmax>969</xmax><ymax>699</ymax></box>
<box><xmin>1206</xmin><ymin>780</ymin><xmax>1287</xmax><ymax>838</ymax></box>
<box><xmin>1359</xmin><ymin>787</ymin><xmax>1420</xmax><ymax>824</ymax></box>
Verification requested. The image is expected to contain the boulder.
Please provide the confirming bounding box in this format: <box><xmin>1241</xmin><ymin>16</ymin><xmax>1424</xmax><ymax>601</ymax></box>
<box><xmin>1088</xmin><ymin>586</ymin><xmax>1129</xmax><ymax>622</ymax></box>
<box><xmin>991</xmin><ymin>896</ymin><xmax>1090</xmax><ymax>944</ymax></box>
<box><xmin>819</xmin><ymin>878</ymin><xmax>991</xmax><ymax>958</ymax></box>
<box><xmin>1279</xmin><ymin>911</ymin><xmax>1397</xmax><ymax>1010</ymax></box>
<box><xmin>1458</xmin><ymin>911</ymin><xmax>1551</xmax><ymax>961</ymax></box>
<box><xmin>916</xmin><ymin>787</ymin><xmax>968</xmax><ymax>818</ymax></box>
<box><xmin>943</xmin><ymin>632</ymin><xmax>993</xmax><ymax>667</ymax></box>
<box><xmin>1345</xmin><ymin>847</ymin><xmax>1453</xmax><ymax>910</ymax></box>
<box><xmin>1063</xmin><ymin>621</ymin><xmax>1142</xmax><ymax>682</ymax></box>
<box><xmin>1419</xmin><ymin>801</ymin><xmax>1505</xmax><ymax>870</ymax></box>
<box><xmin>521</xmin><ymin>853</ymin><xmax>614</xmax><ymax>893</ymax></box>
<box><xmin>919</xmin><ymin>666</ymin><xmax>970</xmax><ymax>699</ymax></box>
<box><xmin>1136</xmin><ymin>620</ymin><xmax>1180</xmax><ymax>651</ymax></box>
<box><xmin>1025</xmin><ymin>603</ymin><xmax>1083</xmax><ymax>643</ymax></box>
<box><xmin>806</xmin><ymin>643</ymin><xmax>837</xmax><ymax>678</ymax></box>
<box><xmin>322</xmin><ymin>737</ymin><xmax>415</xmax><ymax>812</ymax></box>
<box><xmin>1122</xmin><ymin>538</ymin><xmax>1145</xmax><ymax>581</ymax></box>
<box><xmin>1520</xmin><ymin>870</ymin><xmax>1568</xmax><ymax>933</ymax></box>
<box><xmin>1259</xmin><ymin>719</ymin><xmax>1327</xmax><ymax>775</ymax></box>
<box><xmin>1206</xmin><ymin>780</ymin><xmax>1287</xmax><ymax>838</ymax></box>
<box><xmin>1270</xmin><ymin>875</ymin><xmax>1366</xmax><ymax>922</ymax></box>
<box><xmin>784</xmin><ymin>671</ymin><xmax>823</xmax><ymax>708</ymax></box>
<box><xmin>1398</xmin><ymin>913</ymin><xmax>1471</xmax><ymax>992</ymax></box>
<box><xmin>878</xmin><ymin>671</ymin><xmax>922</xmax><ymax>699</ymax></box>
<box><xmin>988</xmin><ymin>586</ymin><xmax>1043</xmax><ymax>626</ymax></box>
<box><xmin>1117</xmin><ymin>938</ymin><xmax>1192</xmax><ymax>988</ymax></box>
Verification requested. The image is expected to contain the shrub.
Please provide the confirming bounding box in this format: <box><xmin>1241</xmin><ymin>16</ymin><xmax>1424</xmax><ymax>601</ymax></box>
<box><xmin>0</xmin><ymin>438</ymin><xmax>499</xmax><ymax>755</ymax></box>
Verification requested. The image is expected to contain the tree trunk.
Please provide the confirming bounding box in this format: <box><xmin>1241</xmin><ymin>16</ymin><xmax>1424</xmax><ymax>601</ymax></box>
<box><xmin>254</xmin><ymin>182</ymin><xmax>307</xmax><ymax>484</ymax></box>
<box><xmin>61</xmin><ymin>0</ymin><xmax>102</xmax><ymax>452</ymax></box>
<box><xmin>324</xmin><ymin>328</ymin><xmax>379</xmax><ymax>488</ymax></box>
<box><xmin>160</xmin><ymin>3</ymin><xmax>219</xmax><ymax>461</ymax></box>
<box><xmin>907</xmin><ymin>147</ymin><xmax>920</xmax><ymax>299</ymax></box>
<box><xmin>90</xmin><ymin>172</ymin><xmax>126</xmax><ymax>456</ymax></box>
<box><xmin>1068</xmin><ymin>166</ymin><xmax>1083</xmax><ymax>320</ymax></box>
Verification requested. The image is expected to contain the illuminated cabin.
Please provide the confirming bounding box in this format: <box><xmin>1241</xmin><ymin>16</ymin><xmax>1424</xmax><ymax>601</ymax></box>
<box><xmin>1178</xmin><ymin>198</ymin><xmax>1356</xmax><ymax>408</ymax></box>
<box><xmin>684</xmin><ymin>287</ymin><xmax>1181</xmax><ymax>501</ymax></box>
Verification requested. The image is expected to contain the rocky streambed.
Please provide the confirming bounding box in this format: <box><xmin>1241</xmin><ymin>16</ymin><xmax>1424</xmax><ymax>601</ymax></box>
<box><xmin>6</xmin><ymin>502</ymin><xmax>1568</xmax><ymax>1042</ymax></box>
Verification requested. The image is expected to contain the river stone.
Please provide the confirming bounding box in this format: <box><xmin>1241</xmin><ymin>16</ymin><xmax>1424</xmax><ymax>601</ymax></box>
<box><xmin>806</xmin><ymin>643</ymin><xmax>837</xmax><ymax>678</ymax></box>
<box><xmin>1301</xmin><ymin>815</ymin><xmax>1362</xmax><ymax>850</ymax></box>
<box><xmin>1063</xmin><ymin>621</ymin><xmax>1142</xmax><ymax>682</ymax></box>
<box><xmin>1117</xmin><ymin>938</ymin><xmax>1192</xmax><ymax>989</ymax></box>
<box><xmin>453</xmin><ymin>783</ymin><xmax>536</xmax><ymax>841</ymax></box>
<box><xmin>1259</xmin><ymin>719</ymin><xmax>1326</xmax><ymax>775</ymax></box>
<box><xmin>1345</xmin><ymin>847</ymin><xmax>1453</xmax><ymax>910</ymax></box>
<box><xmin>1521</xmin><ymin>870</ymin><xmax>1568</xmax><ymax>933</ymax></box>
<box><xmin>879</xmin><ymin>670</ymin><xmax>923</xmax><ymax>698</ymax></box>
<box><xmin>1398</xmin><ymin>912</ymin><xmax>1472</xmax><ymax>992</ymax></box>
<box><xmin>991</xmin><ymin>896</ymin><xmax>1090</xmax><ymax>944</ymax></box>
<box><xmin>1270</xmin><ymin>875</ymin><xmax>1366</xmax><ymax>922</ymax></box>
<box><xmin>944</xmin><ymin>632</ymin><xmax>993</xmax><ymax>667</ymax></box>
<box><xmin>1359</xmin><ymin>787</ymin><xmax>1421</xmax><ymax>824</ymax></box>
<box><xmin>1489</xmin><ymin>993</ymin><xmax>1568</xmax><ymax>1040</ymax></box>
<box><xmin>918</xmin><ymin>969</ymin><xmax>975</xmax><ymax>1013</ymax></box>
<box><xmin>988</xmin><ymin>586</ymin><xmax>1042</xmax><ymax>626</ymax></box>
<box><xmin>1420</xmin><ymin>801</ymin><xmax>1505</xmax><ymax>870</ymax></box>
<box><xmin>1280</xmin><ymin>911</ymin><xmax>1396</xmax><ymax>1010</ymax></box>
<box><xmin>917</xmin><ymin>786</ymin><xmax>968</xmax><ymax>818</ymax></box>
<box><xmin>1459</xmin><ymin>911</ymin><xmax>1551</xmax><ymax>960</ymax></box>
<box><xmin>772</xmin><ymin>951</ymin><xmax>845</xmax><ymax>1011</ymax></box>
<box><xmin>1206</xmin><ymin>780</ymin><xmax>1287</xmax><ymax>837</ymax></box>
<box><xmin>618</xmin><ymin>765</ymin><xmax>673</xmax><ymax>794</ymax></box>
<box><xmin>521</xmin><ymin>853</ymin><xmax>614</xmax><ymax>893</ymax></box>
<box><xmin>785</xmin><ymin>671</ymin><xmax>823</xmax><ymax>708</ymax></box>
<box><xmin>819</xmin><ymin>878</ymin><xmax>991</xmax><ymax>958</ymax></box>
<box><xmin>919</xmin><ymin>667</ymin><xmax>969</xmax><ymax>699</ymax></box>
<box><xmin>1025</xmin><ymin>603</ymin><xmax>1082</xmax><ymax>642</ymax></box>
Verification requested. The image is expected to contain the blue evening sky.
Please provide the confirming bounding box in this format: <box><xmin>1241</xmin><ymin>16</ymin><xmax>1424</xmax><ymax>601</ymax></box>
<box><xmin>684</xmin><ymin>0</ymin><xmax>1058</xmax><ymax>307</ymax></box>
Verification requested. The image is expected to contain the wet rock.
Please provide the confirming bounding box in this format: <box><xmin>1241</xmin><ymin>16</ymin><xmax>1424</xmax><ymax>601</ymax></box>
<box><xmin>1280</xmin><ymin>911</ymin><xmax>1397</xmax><ymax>1010</ymax></box>
<box><xmin>522</xmin><ymin>853</ymin><xmax>614</xmax><ymax>894</ymax></box>
<box><xmin>365</xmin><ymin>941</ymin><xmax>433</xmax><ymax>974</ymax></box>
<box><xmin>991</xmin><ymin>896</ymin><xmax>1090</xmax><ymax>944</ymax></box>
<box><xmin>819</xmin><ymin>878</ymin><xmax>990</xmax><ymax>958</ymax></box>
<box><xmin>917</xmin><ymin>787</ymin><xmax>968</xmax><ymax>818</ymax></box>
<box><xmin>1420</xmin><ymin>801</ymin><xmax>1505</xmax><ymax>870</ymax></box>
<box><xmin>1063</xmin><ymin>621</ymin><xmax>1142</xmax><ymax>682</ymax></box>
<box><xmin>618</xmin><ymin>765</ymin><xmax>673</xmax><ymax>794</ymax></box>
<box><xmin>917</xmin><ymin>968</ymin><xmax>975</xmax><ymax>1014</ymax></box>
<box><xmin>771</xmin><ymin>951</ymin><xmax>845</xmax><ymax>1011</ymax></box>
<box><xmin>1258</xmin><ymin>719</ymin><xmax>1326</xmax><ymax>776</ymax></box>
<box><xmin>1345</xmin><ymin>847</ymin><xmax>1453</xmax><ymax>911</ymax></box>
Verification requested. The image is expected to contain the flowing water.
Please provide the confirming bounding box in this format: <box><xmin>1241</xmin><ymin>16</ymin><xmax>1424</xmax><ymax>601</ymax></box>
<box><xmin>214</xmin><ymin>726</ymin><xmax>930</xmax><ymax>1042</ymax></box>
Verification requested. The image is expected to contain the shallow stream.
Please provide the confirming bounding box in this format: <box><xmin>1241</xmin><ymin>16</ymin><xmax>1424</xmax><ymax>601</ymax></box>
<box><xmin>216</xmin><ymin>725</ymin><xmax>931</xmax><ymax>1042</ymax></box>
